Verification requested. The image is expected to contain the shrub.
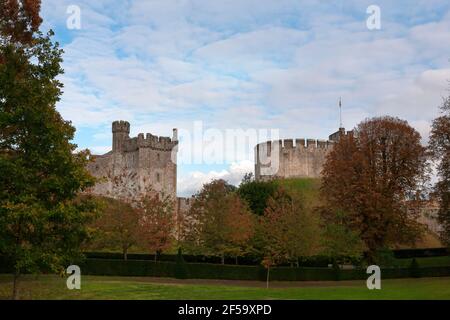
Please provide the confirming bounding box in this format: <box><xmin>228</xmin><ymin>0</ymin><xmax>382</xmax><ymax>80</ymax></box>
<box><xmin>409</xmin><ymin>258</ymin><xmax>421</xmax><ymax>278</ymax></box>
<box><xmin>174</xmin><ymin>248</ymin><xmax>188</xmax><ymax>279</ymax></box>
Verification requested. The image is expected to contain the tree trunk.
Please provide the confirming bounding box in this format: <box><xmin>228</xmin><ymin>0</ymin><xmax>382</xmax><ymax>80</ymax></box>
<box><xmin>221</xmin><ymin>254</ymin><xmax>225</xmax><ymax>265</ymax></box>
<box><xmin>12</xmin><ymin>271</ymin><xmax>20</xmax><ymax>300</ymax></box>
<box><xmin>266</xmin><ymin>266</ymin><xmax>270</xmax><ymax>289</ymax></box>
<box><xmin>235</xmin><ymin>256</ymin><xmax>238</xmax><ymax>265</ymax></box>
<box><xmin>123</xmin><ymin>246</ymin><xmax>128</xmax><ymax>261</ymax></box>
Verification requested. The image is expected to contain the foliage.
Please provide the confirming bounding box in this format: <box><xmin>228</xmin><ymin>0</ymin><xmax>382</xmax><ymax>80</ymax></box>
<box><xmin>237</xmin><ymin>178</ymin><xmax>278</xmax><ymax>216</ymax></box>
<box><xmin>180</xmin><ymin>179</ymin><xmax>254</xmax><ymax>263</ymax></box>
<box><xmin>0</xmin><ymin>29</ymin><xmax>97</xmax><ymax>300</ymax></box>
<box><xmin>0</xmin><ymin>0</ymin><xmax>42</xmax><ymax>46</ymax></box>
<box><xmin>429</xmin><ymin>95</ymin><xmax>450</xmax><ymax>246</ymax></box>
<box><xmin>320</xmin><ymin>210</ymin><xmax>364</xmax><ymax>265</ymax></box>
<box><xmin>258</xmin><ymin>187</ymin><xmax>321</xmax><ymax>272</ymax></box>
<box><xmin>409</xmin><ymin>258</ymin><xmax>421</xmax><ymax>278</ymax></box>
<box><xmin>174</xmin><ymin>248</ymin><xmax>188</xmax><ymax>279</ymax></box>
<box><xmin>373</xmin><ymin>247</ymin><xmax>398</xmax><ymax>268</ymax></box>
<box><xmin>320</xmin><ymin>116</ymin><xmax>428</xmax><ymax>262</ymax></box>
<box><xmin>88</xmin><ymin>196</ymin><xmax>141</xmax><ymax>260</ymax></box>
<box><xmin>136</xmin><ymin>192</ymin><xmax>175</xmax><ymax>260</ymax></box>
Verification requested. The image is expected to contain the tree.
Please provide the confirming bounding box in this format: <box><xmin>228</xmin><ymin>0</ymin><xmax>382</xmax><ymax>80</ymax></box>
<box><xmin>181</xmin><ymin>179</ymin><xmax>254</xmax><ymax>264</ymax></box>
<box><xmin>259</xmin><ymin>188</ymin><xmax>319</xmax><ymax>264</ymax></box>
<box><xmin>136</xmin><ymin>192</ymin><xmax>175</xmax><ymax>261</ymax></box>
<box><xmin>223</xmin><ymin>193</ymin><xmax>255</xmax><ymax>264</ymax></box>
<box><xmin>0</xmin><ymin>5</ymin><xmax>97</xmax><ymax>299</ymax></box>
<box><xmin>429</xmin><ymin>95</ymin><xmax>450</xmax><ymax>246</ymax></box>
<box><xmin>0</xmin><ymin>0</ymin><xmax>42</xmax><ymax>46</ymax></box>
<box><xmin>258</xmin><ymin>187</ymin><xmax>320</xmax><ymax>286</ymax></box>
<box><xmin>320</xmin><ymin>116</ymin><xmax>428</xmax><ymax>263</ymax></box>
<box><xmin>237</xmin><ymin>178</ymin><xmax>278</xmax><ymax>216</ymax></box>
<box><xmin>90</xmin><ymin>197</ymin><xmax>140</xmax><ymax>260</ymax></box>
<box><xmin>321</xmin><ymin>210</ymin><xmax>364</xmax><ymax>266</ymax></box>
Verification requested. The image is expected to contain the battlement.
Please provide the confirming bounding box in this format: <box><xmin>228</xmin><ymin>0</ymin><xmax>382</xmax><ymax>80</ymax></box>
<box><xmin>122</xmin><ymin>133</ymin><xmax>178</xmax><ymax>152</ymax></box>
<box><xmin>255</xmin><ymin>138</ymin><xmax>335</xmax><ymax>153</ymax></box>
<box><xmin>112</xmin><ymin>120</ymin><xmax>130</xmax><ymax>133</ymax></box>
<box><xmin>111</xmin><ymin>120</ymin><xmax>178</xmax><ymax>153</ymax></box>
<box><xmin>254</xmin><ymin>128</ymin><xmax>344</xmax><ymax>180</ymax></box>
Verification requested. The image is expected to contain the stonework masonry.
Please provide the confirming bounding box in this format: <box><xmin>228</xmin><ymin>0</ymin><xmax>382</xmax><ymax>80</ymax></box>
<box><xmin>255</xmin><ymin>128</ymin><xmax>350</xmax><ymax>181</ymax></box>
<box><xmin>87</xmin><ymin>121</ymin><xmax>178</xmax><ymax>200</ymax></box>
<box><xmin>87</xmin><ymin>122</ymin><xmax>349</xmax><ymax>205</ymax></box>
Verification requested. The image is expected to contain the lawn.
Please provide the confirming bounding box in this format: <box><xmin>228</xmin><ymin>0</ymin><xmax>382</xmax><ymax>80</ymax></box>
<box><xmin>1</xmin><ymin>274</ymin><xmax>450</xmax><ymax>300</ymax></box>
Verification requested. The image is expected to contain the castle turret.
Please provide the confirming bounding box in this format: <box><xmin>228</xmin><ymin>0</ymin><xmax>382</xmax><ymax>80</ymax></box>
<box><xmin>172</xmin><ymin>128</ymin><xmax>178</xmax><ymax>142</ymax></box>
<box><xmin>112</xmin><ymin>120</ymin><xmax>130</xmax><ymax>153</ymax></box>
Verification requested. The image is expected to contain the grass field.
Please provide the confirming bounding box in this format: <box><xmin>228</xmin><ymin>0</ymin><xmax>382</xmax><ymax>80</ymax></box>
<box><xmin>1</xmin><ymin>274</ymin><xmax>450</xmax><ymax>300</ymax></box>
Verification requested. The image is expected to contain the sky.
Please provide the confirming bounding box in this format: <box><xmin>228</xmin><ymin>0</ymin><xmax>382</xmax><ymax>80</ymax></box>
<box><xmin>39</xmin><ymin>0</ymin><xmax>450</xmax><ymax>196</ymax></box>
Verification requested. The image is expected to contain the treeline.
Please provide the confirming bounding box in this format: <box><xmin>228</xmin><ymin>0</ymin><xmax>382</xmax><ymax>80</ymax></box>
<box><xmin>87</xmin><ymin>115</ymin><xmax>450</xmax><ymax>272</ymax></box>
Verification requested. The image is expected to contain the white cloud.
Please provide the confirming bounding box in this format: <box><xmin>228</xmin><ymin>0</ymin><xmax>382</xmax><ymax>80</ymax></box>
<box><xmin>38</xmin><ymin>1</ymin><xmax>450</xmax><ymax>197</ymax></box>
<box><xmin>177</xmin><ymin>160</ymin><xmax>254</xmax><ymax>197</ymax></box>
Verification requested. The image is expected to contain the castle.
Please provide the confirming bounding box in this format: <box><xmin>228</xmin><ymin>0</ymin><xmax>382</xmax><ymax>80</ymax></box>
<box><xmin>87</xmin><ymin>121</ymin><xmax>178</xmax><ymax>200</ymax></box>
<box><xmin>86</xmin><ymin>121</ymin><xmax>442</xmax><ymax>245</ymax></box>
<box><xmin>255</xmin><ymin>127</ymin><xmax>350</xmax><ymax>180</ymax></box>
<box><xmin>87</xmin><ymin>121</ymin><xmax>351</xmax><ymax>200</ymax></box>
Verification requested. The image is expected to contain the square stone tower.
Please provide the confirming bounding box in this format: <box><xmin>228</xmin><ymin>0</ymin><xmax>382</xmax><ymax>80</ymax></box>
<box><xmin>87</xmin><ymin>121</ymin><xmax>178</xmax><ymax>201</ymax></box>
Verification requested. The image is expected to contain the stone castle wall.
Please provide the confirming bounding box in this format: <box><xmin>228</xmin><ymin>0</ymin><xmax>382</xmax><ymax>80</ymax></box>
<box><xmin>86</xmin><ymin>121</ymin><xmax>178</xmax><ymax>200</ymax></box>
<box><xmin>255</xmin><ymin>128</ymin><xmax>348</xmax><ymax>180</ymax></box>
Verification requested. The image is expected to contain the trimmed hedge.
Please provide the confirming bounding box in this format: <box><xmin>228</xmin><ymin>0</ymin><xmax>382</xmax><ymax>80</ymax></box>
<box><xmin>3</xmin><ymin>255</ymin><xmax>450</xmax><ymax>281</ymax></box>
<box><xmin>77</xmin><ymin>259</ymin><xmax>450</xmax><ymax>281</ymax></box>
<box><xmin>84</xmin><ymin>247</ymin><xmax>450</xmax><ymax>266</ymax></box>
<box><xmin>84</xmin><ymin>252</ymin><xmax>331</xmax><ymax>267</ymax></box>
<box><xmin>84</xmin><ymin>252</ymin><xmax>261</xmax><ymax>265</ymax></box>
<box><xmin>393</xmin><ymin>247</ymin><xmax>449</xmax><ymax>259</ymax></box>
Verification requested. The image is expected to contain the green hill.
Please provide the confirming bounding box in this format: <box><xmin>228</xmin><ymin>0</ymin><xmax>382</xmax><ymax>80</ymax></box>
<box><xmin>274</xmin><ymin>178</ymin><xmax>322</xmax><ymax>209</ymax></box>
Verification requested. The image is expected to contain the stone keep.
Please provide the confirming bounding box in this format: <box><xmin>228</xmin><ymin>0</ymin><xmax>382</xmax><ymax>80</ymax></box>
<box><xmin>255</xmin><ymin>128</ymin><xmax>349</xmax><ymax>180</ymax></box>
<box><xmin>87</xmin><ymin>121</ymin><xmax>178</xmax><ymax>200</ymax></box>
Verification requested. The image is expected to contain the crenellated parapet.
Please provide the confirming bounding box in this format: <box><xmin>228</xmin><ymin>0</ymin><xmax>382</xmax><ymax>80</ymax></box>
<box><xmin>122</xmin><ymin>133</ymin><xmax>178</xmax><ymax>152</ymax></box>
<box><xmin>112</xmin><ymin>120</ymin><xmax>130</xmax><ymax>133</ymax></box>
<box><xmin>255</xmin><ymin>138</ymin><xmax>335</xmax><ymax>154</ymax></box>
<box><xmin>88</xmin><ymin>120</ymin><xmax>179</xmax><ymax>202</ymax></box>
<box><xmin>255</xmin><ymin>129</ymin><xmax>344</xmax><ymax>180</ymax></box>
<box><xmin>111</xmin><ymin>121</ymin><xmax>178</xmax><ymax>153</ymax></box>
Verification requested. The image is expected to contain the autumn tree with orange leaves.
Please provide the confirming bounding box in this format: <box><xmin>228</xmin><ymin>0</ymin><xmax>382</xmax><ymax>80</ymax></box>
<box><xmin>136</xmin><ymin>192</ymin><xmax>175</xmax><ymax>261</ymax></box>
<box><xmin>180</xmin><ymin>179</ymin><xmax>254</xmax><ymax>264</ymax></box>
<box><xmin>89</xmin><ymin>197</ymin><xmax>141</xmax><ymax>260</ymax></box>
<box><xmin>320</xmin><ymin>116</ymin><xmax>428</xmax><ymax>263</ymax></box>
<box><xmin>258</xmin><ymin>187</ymin><xmax>320</xmax><ymax>287</ymax></box>
<box><xmin>0</xmin><ymin>0</ymin><xmax>42</xmax><ymax>47</ymax></box>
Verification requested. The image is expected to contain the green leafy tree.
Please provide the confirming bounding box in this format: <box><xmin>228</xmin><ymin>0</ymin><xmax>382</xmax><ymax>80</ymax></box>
<box><xmin>321</xmin><ymin>210</ymin><xmax>365</xmax><ymax>266</ymax></box>
<box><xmin>0</xmin><ymin>7</ymin><xmax>96</xmax><ymax>299</ymax></box>
<box><xmin>429</xmin><ymin>95</ymin><xmax>450</xmax><ymax>246</ymax></box>
<box><xmin>237</xmin><ymin>178</ymin><xmax>278</xmax><ymax>216</ymax></box>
